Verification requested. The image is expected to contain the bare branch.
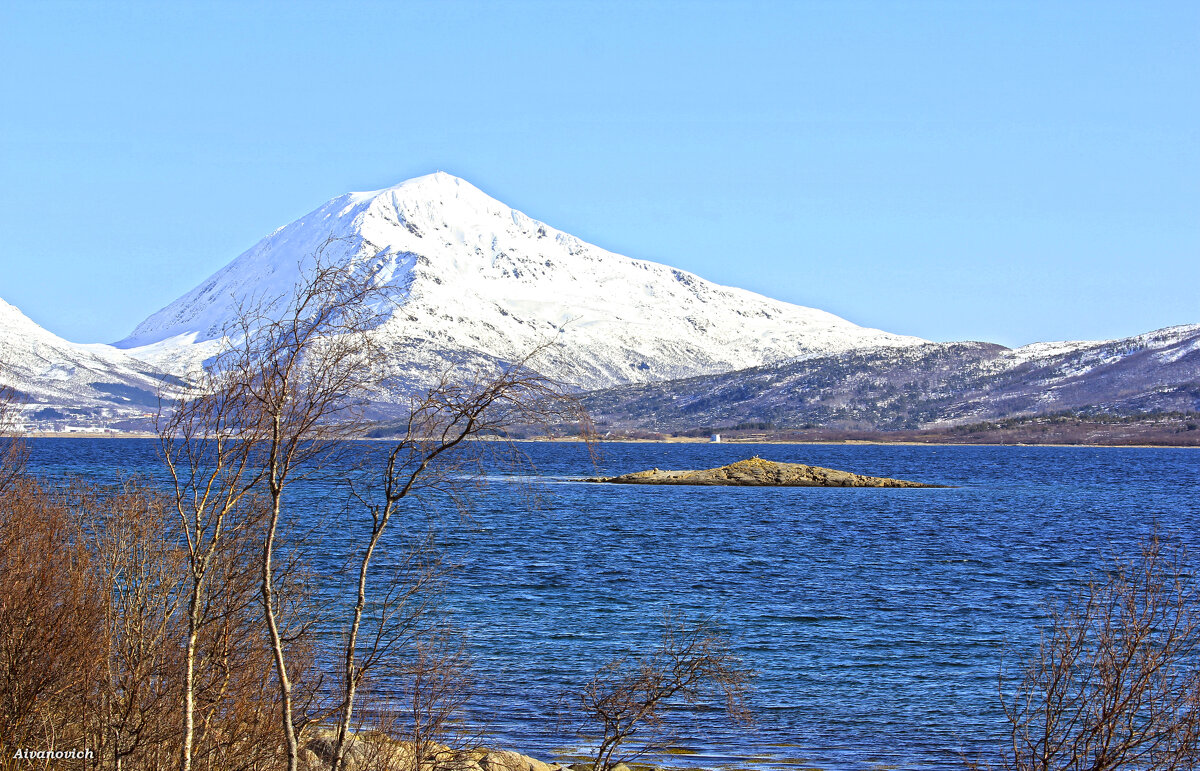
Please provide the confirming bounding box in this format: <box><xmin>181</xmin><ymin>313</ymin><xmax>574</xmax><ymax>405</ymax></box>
<box><xmin>989</xmin><ymin>532</ymin><xmax>1200</xmax><ymax>771</ymax></box>
<box><xmin>574</xmin><ymin>614</ymin><xmax>753</xmax><ymax>771</ymax></box>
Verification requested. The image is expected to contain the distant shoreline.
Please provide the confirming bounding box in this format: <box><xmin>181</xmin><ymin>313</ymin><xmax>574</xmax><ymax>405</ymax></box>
<box><xmin>542</xmin><ymin>437</ymin><xmax>1200</xmax><ymax>449</ymax></box>
<box><xmin>20</xmin><ymin>432</ymin><xmax>1199</xmax><ymax>449</ymax></box>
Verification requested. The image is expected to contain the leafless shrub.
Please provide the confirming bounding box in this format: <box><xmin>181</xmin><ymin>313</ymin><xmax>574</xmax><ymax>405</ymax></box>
<box><xmin>395</xmin><ymin>630</ymin><xmax>477</xmax><ymax>771</ymax></box>
<box><xmin>0</xmin><ymin>478</ymin><xmax>106</xmax><ymax>767</ymax></box>
<box><xmin>338</xmin><ymin>625</ymin><xmax>478</xmax><ymax>771</ymax></box>
<box><xmin>81</xmin><ymin>480</ymin><xmax>186</xmax><ymax>771</ymax></box>
<box><xmin>574</xmin><ymin>615</ymin><xmax>753</xmax><ymax>771</ymax></box>
<box><xmin>0</xmin><ymin>472</ymin><xmax>298</xmax><ymax>771</ymax></box>
<box><xmin>988</xmin><ymin>534</ymin><xmax>1200</xmax><ymax>770</ymax></box>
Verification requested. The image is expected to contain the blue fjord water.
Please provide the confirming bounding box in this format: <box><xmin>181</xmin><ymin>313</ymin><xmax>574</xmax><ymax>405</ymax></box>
<box><xmin>25</xmin><ymin>439</ymin><xmax>1200</xmax><ymax>770</ymax></box>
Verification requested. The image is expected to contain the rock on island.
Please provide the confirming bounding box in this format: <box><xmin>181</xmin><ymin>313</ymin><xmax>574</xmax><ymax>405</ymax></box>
<box><xmin>585</xmin><ymin>457</ymin><xmax>945</xmax><ymax>488</ymax></box>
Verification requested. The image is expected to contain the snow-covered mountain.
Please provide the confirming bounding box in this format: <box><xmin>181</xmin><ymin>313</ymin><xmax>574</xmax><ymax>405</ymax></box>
<box><xmin>116</xmin><ymin>173</ymin><xmax>925</xmax><ymax>389</ymax></box>
<box><xmin>0</xmin><ymin>297</ymin><xmax>174</xmax><ymax>428</ymax></box>
<box><xmin>3</xmin><ymin>173</ymin><xmax>1194</xmax><ymax>433</ymax></box>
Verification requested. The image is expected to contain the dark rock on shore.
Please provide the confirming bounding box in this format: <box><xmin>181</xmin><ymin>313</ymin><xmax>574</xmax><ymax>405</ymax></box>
<box><xmin>585</xmin><ymin>457</ymin><xmax>945</xmax><ymax>488</ymax></box>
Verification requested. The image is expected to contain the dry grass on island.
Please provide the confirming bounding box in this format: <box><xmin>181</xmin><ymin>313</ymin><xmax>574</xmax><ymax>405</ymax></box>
<box><xmin>585</xmin><ymin>457</ymin><xmax>946</xmax><ymax>488</ymax></box>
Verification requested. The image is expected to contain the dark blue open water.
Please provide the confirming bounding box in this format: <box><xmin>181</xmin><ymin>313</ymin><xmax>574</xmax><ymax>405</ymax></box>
<box><xmin>25</xmin><ymin>439</ymin><xmax>1200</xmax><ymax>770</ymax></box>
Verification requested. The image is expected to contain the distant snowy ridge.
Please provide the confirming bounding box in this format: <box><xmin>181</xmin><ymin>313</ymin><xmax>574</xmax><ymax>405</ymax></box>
<box><xmin>117</xmin><ymin>172</ymin><xmax>926</xmax><ymax>389</ymax></box>
<box><xmin>0</xmin><ymin>297</ymin><xmax>173</xmax><ymax>426</ymax></box>
<box><xmin>584</xmin><ymin>323</ymin><xmax>1200</xmax><ymax>431</ymax></box>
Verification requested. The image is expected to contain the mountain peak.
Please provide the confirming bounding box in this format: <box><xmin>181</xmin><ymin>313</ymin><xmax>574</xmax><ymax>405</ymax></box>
<box><xmin>349</xmin><ymin>171</ymin><xmax>489</xmax><ymax>205</ymax></box>
<box><xmin>116</xmin><ymin>177</ymin><xmax>926</xmax><ymax>388</ymax></box>
<box><xmin>0</xmin><ymin>296</ymin><xmax>48</xmax><ymax>338</ymax></box>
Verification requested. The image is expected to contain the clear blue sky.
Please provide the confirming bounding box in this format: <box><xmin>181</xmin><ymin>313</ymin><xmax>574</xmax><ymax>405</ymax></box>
<box><xmin>1</xmin><ymin>1</ymin><xmax>1196</xmax><ymax>347</ymax></box>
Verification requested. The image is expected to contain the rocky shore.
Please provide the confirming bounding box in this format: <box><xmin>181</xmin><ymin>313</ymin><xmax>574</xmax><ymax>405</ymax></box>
<box><xmin>304</xmin><ymin>728</ymin><xmax>595</xmax><ymax>771</ymax></box>
<box><xmin>585</xmin><ymin>456</ymin><xmax>944</xmax><ymax>488</ymax></box>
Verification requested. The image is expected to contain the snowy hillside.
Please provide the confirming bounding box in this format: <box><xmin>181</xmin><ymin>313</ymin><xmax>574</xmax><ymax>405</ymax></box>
<box><xmin>0</xmin><ymin>297</ymin><xmax>174</xmax><ymax>427</ymax></box>
<box><xmin>117</xmin><ymin>173</ymin><xmax>925</xmax><ymax>389</ymax></box>
<box><xmin>584</xmin><ymin>323</ymin><xmax>1200</xmax><ymax>431</ymax></box>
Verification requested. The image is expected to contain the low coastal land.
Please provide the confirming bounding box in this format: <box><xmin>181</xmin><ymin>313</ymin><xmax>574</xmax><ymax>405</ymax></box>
<box><xmin>586</xmin><ymin>457</ymin><xmax>945</xmax><ymax>488</ymax></box>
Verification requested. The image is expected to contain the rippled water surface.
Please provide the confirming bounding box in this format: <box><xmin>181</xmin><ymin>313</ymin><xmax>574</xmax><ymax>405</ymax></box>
<box><xmin>26</xmin><ymin>439</ymin><xmax>1200</xmax><ymax>770</ymax></box>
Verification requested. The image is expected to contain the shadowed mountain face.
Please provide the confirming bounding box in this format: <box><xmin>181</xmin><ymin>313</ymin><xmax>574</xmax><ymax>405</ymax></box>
<box><xmin>583</xmin><ymin>325</ymin><xmax>1200</xmax><ymax>431</ymax></box>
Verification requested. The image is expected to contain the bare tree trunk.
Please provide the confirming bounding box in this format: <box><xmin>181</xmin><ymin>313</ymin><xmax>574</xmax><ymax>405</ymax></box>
<box><xmin>262</xmin><ymin>485</ymin><xmax>299</xmax><ymax>771</ymax></box>
<box><xmin>332</xmin><ymin>493</ymin><xmax>394</xmax><ymax>771</ymax></box>
<box><xmin>180</xmin><ymin>592</ymin><xmax>200</xmax><ymax>771</ymax></box>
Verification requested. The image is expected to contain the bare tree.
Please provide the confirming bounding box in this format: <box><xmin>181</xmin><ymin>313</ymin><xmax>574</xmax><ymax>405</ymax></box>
<box><xmin>327</xmin><ymin>530</ymin><xmax>445</xmax><ymax>771</ymax></box>
<box><xmin>991</xmin><ymin>534</ymin><xmax>1200</xmax><ymax>770</ymax></box>
<box><xmin>575</xmin><ymin>615</ymin><xmax>753</xmax><ymax>771</ymax></box>
<box><xmin>200</xmin><ymin>244</ymin><xmax>591</xmax><ymax>771</ymax></box>
<box><xmin>158</xmin><ymin>240</ymin><xmax>591</xmax><ymax>770</ymax></box>
<box><xmin>187</xmin><ymin>500</ymin><xmax>312</xmax><ymax>771</ymax></box>
<box><xmin>149</xmin><ymin>237</ymin><xmax>389</xmax><ymax>771</ymax></box>
<box><xmin>217</xmin><ymin>255</ymin><xmax>386</xmax><ymax>771</ymax></box>
<box><xmin>159</xmin><ymin>366</ymin><xmax>268</xmax><ymax>771</ymax></box>
<box><xmin>0</xmin><ymin>256</ymin><xmax>597</xmax><ymax>771</ymax></box>
<box><xmin>329</xmin><ymin>356</ymin><xmax>588</xmax><ymax>771</ymax></box>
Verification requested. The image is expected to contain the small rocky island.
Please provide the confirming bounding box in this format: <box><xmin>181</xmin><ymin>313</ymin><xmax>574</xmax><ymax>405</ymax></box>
<box><xmin>585</xmin><ymin>457</ymin><xmax>945</xmax><ymax>488</ymax></box>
